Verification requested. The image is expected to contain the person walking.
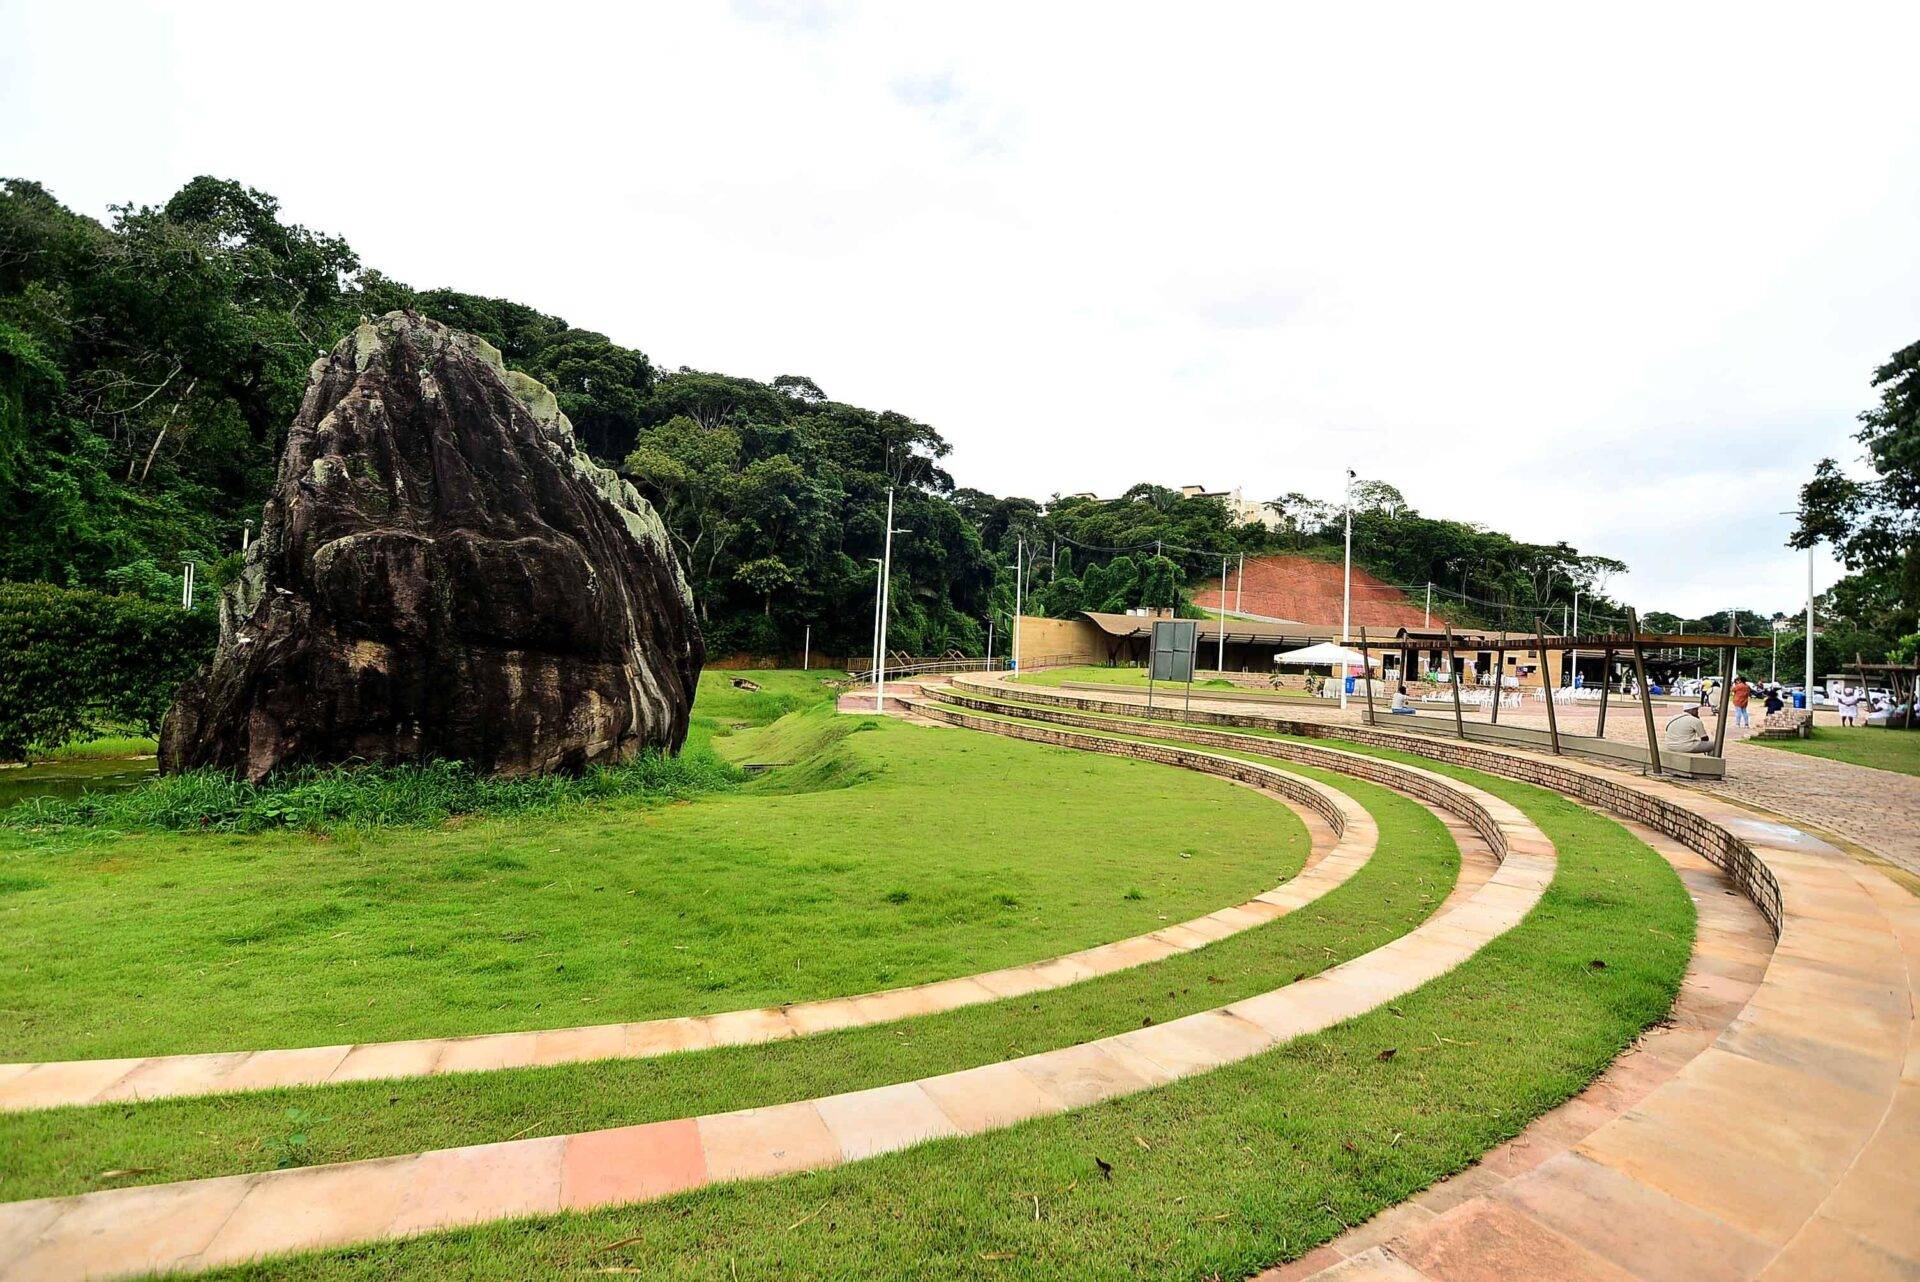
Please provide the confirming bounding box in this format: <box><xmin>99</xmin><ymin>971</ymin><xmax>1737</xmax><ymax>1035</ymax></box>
<box><xmin>1730</xmin><ymin>676</ymin><xmax>1752</xmax><ymax>729</ymax></box>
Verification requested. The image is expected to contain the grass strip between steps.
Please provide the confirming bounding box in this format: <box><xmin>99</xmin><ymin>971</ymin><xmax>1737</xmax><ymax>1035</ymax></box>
<box><xmin>0</xmin><ymin>757</ymin><xmax>1451</xmax><ymax>1203</ymax></box>
<box><xmin>184</xmin><ymin>738</ymin><xmax>1691</xmax><ymax>1282</ymax></box>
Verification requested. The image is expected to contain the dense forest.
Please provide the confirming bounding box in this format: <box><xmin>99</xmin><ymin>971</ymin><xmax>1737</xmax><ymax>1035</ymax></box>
<box><xmin>1</xmin><ymin>174</ymin><xmax>1906</xmax><ymax>742</ymax></box>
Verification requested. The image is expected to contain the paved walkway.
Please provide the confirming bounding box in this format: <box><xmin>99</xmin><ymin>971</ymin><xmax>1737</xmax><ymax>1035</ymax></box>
<box><xmin>0</xmin><ymin>777</ymin><xmax>1368</xmax><ymax>1112</ymax></box>
<box><xmin>0</xmin><ymin>713</ymin><xmax>1550</xmax><ymax>1280</ymax></box>
<box><xmin>955</xmin><ymin>676</ymin><xmax>1920</xmax><ymax>1280</ymax></box>
<box><xmin>1011</xmin><ymin>675</ymin><xmax>1920</xmax><ymax>880</ymax></box>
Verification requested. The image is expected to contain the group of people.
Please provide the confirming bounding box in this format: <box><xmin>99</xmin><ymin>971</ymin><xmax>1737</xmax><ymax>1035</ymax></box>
<box><xmin>1663</xmin><ymin>676</ymin><xmax>1789</xmax><ymax>754</ymax></box>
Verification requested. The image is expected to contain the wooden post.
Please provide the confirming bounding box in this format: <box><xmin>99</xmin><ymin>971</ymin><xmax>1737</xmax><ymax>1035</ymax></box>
<box><xmin>1536</xmin><ymin>618</ymin><xmax>1561</xmax><ymax>755</ymax></box>
<box><xmin>1443</xmin><ymin>623</ymin><xmax>1467</xmax><ymax>739</ymax></box>
<box><xmin>1628</xmin><ymin>610</ymin><xmax>1662</xmax><ymax>776</ymax></box>
<box><xmin>1712</xmin><ymin>644</ymin><xmax>1735</xmax><ymax>757</ymax></box>
<box><xmin>1491</xmin><ymin>642</ymin><xmax>1507</xmax><ymax>723</ymax></box>
<box><xmin>1596</xmin><ymin>646</ymin><xmax>1614</xmax><ymax>738</ymax></box>
<box><xmin>1360</xmin><ymin>626</ymin><xmax>1377</xmax><ymax>725</ymax></box>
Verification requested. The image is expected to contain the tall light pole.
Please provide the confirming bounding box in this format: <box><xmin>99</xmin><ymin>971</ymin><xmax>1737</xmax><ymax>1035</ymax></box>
<box><xmin>1806</xmin><ymin>545</ymin><xmax>1816</xmax><ymax>704</ymax></box>
<box><xmin>1013</xmin><ymin>538</ymin><xmax>1024</xmax><ymax>672</ymax></box>
<box><xmin>868</xmin><ymin>556</ymin><xmax>884</xmax><ymax>690</ymax></box>
<box><xmin>1217</xmin><ymin>555</ymin><xmax>1228</xmax><ymax>672</ymax></box>
<box><xmin>875</xmin><ymin>488</ymin><xmax>902</xmax><ymax>712</ymax></box>
<box><xmin>1569</xmin><ymin>590</ymin><xmax>1580</xmax><ymax>689</ymax></box>
<box><xmin>1340</xmin><ymin>469</ymin><xmax>1354</xmax><ymax>711</ymax></box>
<box><xmin>1424</xmin><ymin>581</ymin><xmax>1432</xmax><ymax>629</ymax></box>
<box><xmin>1235</xmin><ymin>552</ymin><xmax>1244</xmax><ymax>614</ymax></box>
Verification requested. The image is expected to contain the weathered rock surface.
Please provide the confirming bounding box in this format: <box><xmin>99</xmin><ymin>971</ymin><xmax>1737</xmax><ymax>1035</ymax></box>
<box><xmin>161</xmin><ymin>312</ymin><xmax>703</xmax><ymax>781</ymax></box>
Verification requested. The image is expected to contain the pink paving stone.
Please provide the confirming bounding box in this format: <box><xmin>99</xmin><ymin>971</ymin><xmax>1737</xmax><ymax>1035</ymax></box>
<box><xmin>1396</xmin><ymin>1198</ymin><xmax>1637</xmax><ymax>1282</ymax></box>
<box><xmin>0</xmin><ymin>1198</ymin><xmax>70</xmax><ymax>1278</ymax></box>
<box><xmin>389</xmin><ymin>1135</ymin><xmax>565</xmax><ymax>1234</ymax></box>
<box><xmin>0</xmin><ymin>1057</ymin><xmax>146</xmax><ymax>1110</ymax></box>
<box><xmin>918</xmin><ymin>1060</ymin><xmax>1063</xmax><ymax>1134</ymax></box>
<box><xmin>1228</xmin><ymin>976</ymin><xmax>1369</xmax><ymax>1041</ymax></box>
<box><xmin>1757</xmin><ymin>1214</ymin><xmax>1920</xmax><ymax>1282</ymax></box>
<box><xmin>1118</xmin><ymin>1009</ymin><xmax>1274</xmax><ymax>1078</ymax></box>
<box><xmin>623</xmin><ymin>1015</ymin><xmax>717</xmax><ymax>1058</ymax></box>
<box><xmin>813</xmin><ymin>1081</ymin><xmax>960</xmax><ymax>1160</ymax></box>
<box><xmin>699</xmin><ymin>1005</ymin><xmax>799</xmax><ymax>1047</ymax></box>
<box><xmin>435</xmin><ymin>1031</ymin><xmax>538</xmax><ymax>1075</ymax></box>
<box><xmin>851</xmin><ymin>982</ymin><xmax>972</xmax><ymax>1025</ymax></box>
<box><xmin>1806</xmin><ymin>1154</ymin><xmax>1920</xmax><ymax>1263</ymax></box>
<box><xmin>326</xmin><ymin>1039</ymin><xmax>444</xmax><ymax>1084</ymax></box>
<box><xmin>1074</xmin><ymin>933</ymin><xmax>1187</xmax><ymax>970</ymax></box>
<box><xmin>3</xmin><ymin>1174</ymin><xmax>257</xmax><ymax>1282</ymax></box>
<box><xmin>1308</xmin><ymin>1246</ymin><xmax>1433</xmax><ymax>1279</ymax></box>
<box><xmin>1012</xmin><ymin>1039</ymin><xmax>1162</xmax><ymax>1109</ymax></box>
<box><xmin>0</xmin><ymin>1062</ymin><xmax>37</xmax><ymax>1087</ymax></box>
<box><xmin>559</xmin><ymin>1119</ymin><xmax>706</xmax><ymax>1210</ymax></box>
<box><xmin>1495</xmin><ymin>1151</ymin><xmax>1777</xmax><ymax>1282</ymax></box>
<box><xmin>199</xmin><ymin>1159</ymin><xmax>414</xmax><ymax>1267</ymax></box>
<box><xmin>217</xmin><ymin>1043</ymin><xmax>353</xmax><ymax>1093</ymax></box>
<box><xmin>1573</xmin><ymin>1112</ymin><xmax>1836</xmax><ymax>1246</ymax></box>
<box><xmin>780</xmin><ymin>997</ymin><xmax>872</xmax><ymax>1037</ymax></box>
<box><xmin>1146</xmin><ymin>923</ymin><xmax>1216</xmax><ymax>952</ymax></box>
<box><xmin>96</xmin><ymin>1051</ymin><xmax>250</xmax><ymax>1102</ymax></box>
<box><xmin>971</xmin><ymin>964</ymin><xmax>1057</xmax><ymax>999</ymax></box>
<box><xmin>530</xmin><ymin>1023</ymin><xmax>628</xmax><ymax>1066</ymax></box>
<box><xmin>696</xmin><ymin>1101</ymin><xmax>842</xmax><ymax>1182</ymax></box>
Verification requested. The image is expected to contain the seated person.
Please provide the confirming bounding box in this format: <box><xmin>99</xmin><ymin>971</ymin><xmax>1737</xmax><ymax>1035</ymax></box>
<box><xmin>1663</xmin><ymin>705</ymin><xmax>1715</xmax><ymax>755</ymax></box>
<box><xmin>1390</xmin><ymin>682</ymin><xmax>1415</xmax><ymax>714</ymax></box>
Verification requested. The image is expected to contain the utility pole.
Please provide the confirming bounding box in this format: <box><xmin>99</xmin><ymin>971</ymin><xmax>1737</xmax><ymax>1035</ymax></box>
<box><xmin>1340</xmin><ymin>469</ymin><xmax>1354</xmax><ymax>711</ymax></box>
<box><xmin>986</xmin><ymin>618</ymin><xmax>994</xmax><ymax>669</ymax></box>
<box><xmin>1424</xmin><ymin>581</ymin><xmax>1432</xmax><ymax>629</ymax></box>
<box><xmin>1217</xmin><ymin>555</ymin><xmax>1228</xmax><ymax>672</ymax></box>
<box><xmin>180</xmin><ymin>561</ymin><xmax>196</xmax><ymax>611</ymax></box>
<box><xmin>1013</xmin><ymin>539</ymin><xmax>1025</xmax><ymax>672</ymax></box>
<box><xmin>1569</xmin><ymin>590</ymin><xmax>1580</xmax><ymax>688</ymax></box>
<box><xmin>1806</xmin><ymin>546</ymin><xmax>1816</xmax><ymax>705</ymax></box>
<box><xmin>1771</xmin><ymin>620</ymin><xmax>1778</xmax><ymax>685</ymax></box>
<box><xmin>868</xmin><ymin>557</ymin><xmax>883</xmax><ymax>688</ymax></box>
<box><xmin>802</xmin><ymin>624</ymin><xmax>811</xmax><ymax>672</ymax></box>
<box><xmin>242</xmin><ymin>519</ymin><xmax>254</xmax><ymax>552</ymax></box>
<box><xmin>875</xmin><ymin>485</ymin><xmax>897</xmax><ymax>713</ymax></box>
<box><xmin>1236</xmin><ymin>552</ymin><xmax>1245</xmax><ymax>613</ymax></box>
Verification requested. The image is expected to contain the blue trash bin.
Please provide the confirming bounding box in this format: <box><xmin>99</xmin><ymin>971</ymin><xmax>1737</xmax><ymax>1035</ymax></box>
<box><xmin>1793</xmin><ymin>691</ymin><xmax>1806</xmax><ymax>709</ymax></box>
<box><xmin>1344</xmin><ymin>675</ymin><xmax>1355</xmax><ymax>694</ymax></box>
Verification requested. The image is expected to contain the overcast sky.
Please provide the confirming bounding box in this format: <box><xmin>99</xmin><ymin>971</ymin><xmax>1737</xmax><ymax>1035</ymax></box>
<box><xmin>6</xmin><ymin>1</ymin><xmax>1917</xmax><ymax>617</ymax></box>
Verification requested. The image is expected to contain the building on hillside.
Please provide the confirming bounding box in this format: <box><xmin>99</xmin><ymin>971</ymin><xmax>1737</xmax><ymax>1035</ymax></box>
<box><xmin>1178</xmin><ymin>485</ymin><xmax>1279</xmax><ymax>530</ymax></box>
<box><xmin>1050</xmin><ymin>486</ymin><xmax>1279</xmax><ymax>530</ymax></box>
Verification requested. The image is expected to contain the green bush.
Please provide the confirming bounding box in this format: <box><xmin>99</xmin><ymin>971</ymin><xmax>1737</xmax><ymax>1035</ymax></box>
<box><xmin>2</xmin><ymin>748</ymin><xmax>741</xmax><ymax>833</ymax></box>
<box><xmin>0</xmin><ymin>582</ymin><xmax>216</xmax><ymax>760</ymax></box>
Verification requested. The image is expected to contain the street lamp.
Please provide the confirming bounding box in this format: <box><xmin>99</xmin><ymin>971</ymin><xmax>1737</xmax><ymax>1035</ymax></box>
<box><xmin>874</xmin><ymin>487</ymin><xmax>910</xmax><ymax>713</ymax></box>
<box><xmin>1340</xmin><ymin>468</ymin><xmax>1355</xmax><ymax>711</ymax></box>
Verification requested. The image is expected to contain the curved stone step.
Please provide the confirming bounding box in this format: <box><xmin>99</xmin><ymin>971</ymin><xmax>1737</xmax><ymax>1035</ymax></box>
<box><xmin>0</xmin><ymin>700</ymin><xmax>1555</xmax><ymax>1281</ymax></box>
<box><xmin>947</xmin><ymin>677</ymin><xmax>1920</xmax><ymax>1279</ymax></box>
<box><xmin>0</xmin><ymin>775</ymin><xmax>1368</xmax><ymax>1114</ymax></box>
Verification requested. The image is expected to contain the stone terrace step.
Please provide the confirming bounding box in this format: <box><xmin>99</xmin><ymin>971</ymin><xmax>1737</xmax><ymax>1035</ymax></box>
<box><xmin>0</xmin><ymin>777</ymin><xmax>1373</xmax><ymax>1114</ymax></box>
<box><xmin>947</xmin><ymin>675</ymin><xmax>1920</xmax><ymax>1280</ymax></box>
<box><xmin>0</xmin><ymin>699</ymin><xmax>1554</xmax><ymax>1281</ymax></box>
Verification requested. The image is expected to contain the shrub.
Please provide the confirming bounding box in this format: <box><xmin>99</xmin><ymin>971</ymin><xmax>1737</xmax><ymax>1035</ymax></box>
<box><xmin>0</xmin><ymin>581</ymin><xmax>216</xmax><ymax>760</ymax></box>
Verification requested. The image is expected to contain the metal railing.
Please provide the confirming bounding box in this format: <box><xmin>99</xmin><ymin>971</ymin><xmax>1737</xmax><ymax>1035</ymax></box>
<box><xmin>848</xmin><ymin>653</ymin><xmax>1078</xmax><ymax>684</ymax></box>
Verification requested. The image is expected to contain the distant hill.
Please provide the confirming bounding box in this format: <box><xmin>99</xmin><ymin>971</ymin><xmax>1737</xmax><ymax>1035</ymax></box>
<box><xmin>1191</xmin><ymin>554</ymin><xmax>1431</xmax><ymax>630</ymax></box>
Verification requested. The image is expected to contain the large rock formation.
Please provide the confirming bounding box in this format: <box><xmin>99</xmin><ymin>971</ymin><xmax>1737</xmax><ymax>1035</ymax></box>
<box><xmin>161</xmin><ymin>312</ymin><xmax>703</xmax><ymax>781</ymax></box>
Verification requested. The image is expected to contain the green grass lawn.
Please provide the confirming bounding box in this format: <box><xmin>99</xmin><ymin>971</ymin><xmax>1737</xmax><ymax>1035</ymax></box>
<box><xmin>0</xmin><ymin>759</ymin><xmax>1442</xmax><ymax>1202</ymax></box>
<box><xmin>181</xmin><ymin>735</ymin><xmax>1690</xmax><ymax>1281</ymax></box>
<box><xmin>0</xmin><ymin>675</ymin><xmax>1303</xmax><ymax>1063</ymax></box>
<box><xmin>1015</xmin><ymin>665</ymin><xmax>1319</xmax><ymax>699</ymax></box>
<box><xmin>1747</xmin><ymin>722</ymin><xmax>1920</xmax><ymax>777</ymax></box>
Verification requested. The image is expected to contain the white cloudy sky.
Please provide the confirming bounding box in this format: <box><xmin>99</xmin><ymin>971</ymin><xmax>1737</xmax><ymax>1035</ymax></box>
<box><xmin>5</xmin><ymin>1</ymin><xmax>1917</xmax><ymax>617</ymax></box>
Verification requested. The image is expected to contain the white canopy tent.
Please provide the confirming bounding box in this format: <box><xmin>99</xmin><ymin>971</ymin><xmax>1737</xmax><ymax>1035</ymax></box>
<box><xmin>1274</xmin><ymin>642</ymin><xmax>1370</xmax><ymax>669</ymax></box>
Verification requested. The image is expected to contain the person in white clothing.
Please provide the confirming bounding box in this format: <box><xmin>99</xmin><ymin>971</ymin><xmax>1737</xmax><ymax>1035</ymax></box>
<box><xmin>1837</xmin><ymin>687</ymin><xmax>1861</xmax><ymax>726</ymax></box>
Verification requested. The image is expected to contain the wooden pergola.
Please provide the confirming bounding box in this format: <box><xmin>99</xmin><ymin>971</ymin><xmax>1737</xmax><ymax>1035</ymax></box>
<box><xmin>1358</xmin><ymin>610</ymin><xmax>1753</xmax><ymax>775</ymax></box>
<box><xmin>1851</xmin><ymin>658</ymin><xmax>1920</xmax><ymax>731</ymax></box>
